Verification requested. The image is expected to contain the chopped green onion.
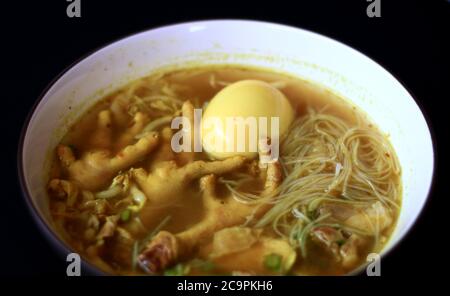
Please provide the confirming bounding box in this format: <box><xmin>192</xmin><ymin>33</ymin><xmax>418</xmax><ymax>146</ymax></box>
<box><xmin>199</xmin><ymin>261</ymin><xmax>215</xmax><ymax>272</ymax></box>
<box><xmin>120</xmin><ymin>209</ymin><xmax>131</xmax><ymax>222</ymax></box>
<box><xmin>264</xmin><ymin>253</ymin><xmax>282</xmax><ymax>272</ymax></box>
<box><xmin>164</xmin><ymin>263</ymin><xmax>190</xmax><ymax>276</ymax></box>
<box><xmin>189</xmin><ymin>259</ymin><xmax>215</xmax><ymax>272</ymax></box>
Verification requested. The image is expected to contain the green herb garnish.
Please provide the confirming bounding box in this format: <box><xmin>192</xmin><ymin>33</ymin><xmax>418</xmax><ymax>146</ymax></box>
<box><xmin>264</xmin><ymin>253</ymin><xmax>283</xmax><ymax>272</ymax></box>
<box><xmin>164</xmin><ymin>263</ymin><xmax>190</xmax><ymax>276</ymax></box>
<box><xmin>120</xmin><ymin>209</ymin><xmax>131</xmax><ymax>222</ymax></box>
<box><xmin>189</xmin><ymin>259</ymin><xmax>215</xmax><ymax>272</ymax></box>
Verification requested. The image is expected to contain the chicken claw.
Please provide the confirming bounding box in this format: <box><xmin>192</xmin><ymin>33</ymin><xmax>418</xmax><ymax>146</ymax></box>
<box><xmin>57</xmin><ymin>132</ymin><xmax>159</xmax><ymax>191</ymax></box>
<box><xmin>138</xmin><ymin>152</ymin><xmax>282</xmax><ymax>273</ymax></box>
<box><xmin>132</xmin><ymin>156</ymin><xmax>247</xmax><ymax>205</ymax></box>
<box><xmin>115</xmin><ymin>112</ymin><xmax>150</xmax><ymax>151</ymax></box>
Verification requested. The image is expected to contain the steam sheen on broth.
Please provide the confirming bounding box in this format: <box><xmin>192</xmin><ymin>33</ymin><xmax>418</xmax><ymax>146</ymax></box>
<box><xmin>47</xmin><ymin>66</ymin><xmax>401</xmax><ymax>275</ymax></box>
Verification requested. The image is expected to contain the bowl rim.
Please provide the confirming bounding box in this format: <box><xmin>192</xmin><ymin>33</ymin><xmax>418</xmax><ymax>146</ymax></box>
<box><xmin>17</xmin><ymin>19</ymin><xmax>436</xmax><ymax>276</ymax></box>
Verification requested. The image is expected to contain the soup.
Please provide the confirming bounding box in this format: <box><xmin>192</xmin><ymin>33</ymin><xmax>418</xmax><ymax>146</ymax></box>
<box><xmin>47</xmin><ymin>66</ymin><xmax>401</xmax><ymax>275</ymax></box>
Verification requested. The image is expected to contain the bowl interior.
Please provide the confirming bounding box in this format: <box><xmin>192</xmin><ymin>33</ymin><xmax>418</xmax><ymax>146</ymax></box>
<box><xmin>21</xmin><ymin>20</ymin><xmax>434</xmax><ymax>268</ymax></box>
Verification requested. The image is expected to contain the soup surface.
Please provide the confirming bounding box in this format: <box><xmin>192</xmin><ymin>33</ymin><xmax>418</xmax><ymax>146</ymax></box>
<box><xmin>47</xmin><ymin>66</ymin><xmax>401</xmax><ymax>275</ymax></box>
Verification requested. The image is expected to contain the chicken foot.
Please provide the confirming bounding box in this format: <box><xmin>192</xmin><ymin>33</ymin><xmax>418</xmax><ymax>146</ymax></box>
<box><xmin>138</xmin><ymin>151</ymin><xmax>282</xmax><ymax>273</ymax></box>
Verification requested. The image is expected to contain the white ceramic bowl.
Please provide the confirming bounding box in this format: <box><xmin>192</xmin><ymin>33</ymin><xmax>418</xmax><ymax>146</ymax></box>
<box><xmin>18</xmin><ymin>20</ymin><xmax>434</xmax><ymax>275</ymax></box>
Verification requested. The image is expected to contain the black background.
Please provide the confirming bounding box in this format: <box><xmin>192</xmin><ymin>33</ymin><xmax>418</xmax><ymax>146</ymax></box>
<box><xmin>1</xmin><ymin>0</ymin><xmax>448</xmax><ymax>282</ymax></box>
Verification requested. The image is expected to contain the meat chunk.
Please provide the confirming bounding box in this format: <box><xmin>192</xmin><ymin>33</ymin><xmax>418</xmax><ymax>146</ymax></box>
<box><xmin>310</xmin><ymin>226</ymin><xmax>344</xmax><ymax>257</ymax></box>
<box><xmin>340</xmin><ymin>234</ymin><xmax>364</xmax><ymax>268</ymax></box>
<box><xmin>210</xmin><ymin>227</ymin><xmax>262</xmax><ymax>258</ymax></box>
<box><xmin>345</xmin><ymin>201</ymin><xmax>393</xmax><ymax>235</ymax></box>
<box><xmin>311</xmin><ymin>226</ymin><xmax>366</xmax><ymax>269</ymax></box>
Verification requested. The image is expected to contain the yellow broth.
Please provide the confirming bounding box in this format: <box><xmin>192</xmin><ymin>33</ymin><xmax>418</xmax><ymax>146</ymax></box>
<box><xmin>48</xmin><ymin>66</ymin><xmax>401</xmax><ymax>275</ymax></box>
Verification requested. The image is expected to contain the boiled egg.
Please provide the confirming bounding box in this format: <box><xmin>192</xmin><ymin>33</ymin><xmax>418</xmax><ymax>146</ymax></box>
<box><xmin>201</xmin><ymin>80</ymin><xmax>294</xmax><ymax>159</ymax></box>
